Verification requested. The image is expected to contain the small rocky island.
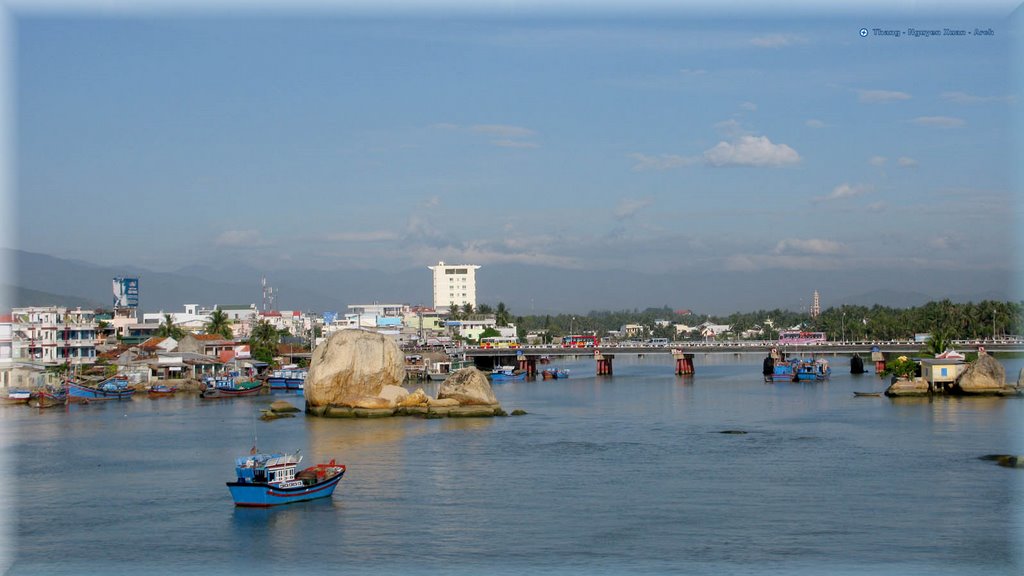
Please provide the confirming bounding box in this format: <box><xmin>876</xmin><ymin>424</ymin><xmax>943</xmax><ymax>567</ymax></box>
<box><xmin>304</xmin><ymin>329</ymin><xmax>509</xmax><ymax>418</ymax></box>
<box><xmin>885</xmin><ymin>351</ymin><xmax>1022</xmax><ymax>397</ymax></box>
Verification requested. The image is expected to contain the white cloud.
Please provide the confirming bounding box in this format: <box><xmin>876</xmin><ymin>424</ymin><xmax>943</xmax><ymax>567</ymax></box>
<box><xmin>940</xmin><ymin>91</ymin><xmax>1016</xmax><ymax>104</ymax></box>
<box><xmin>470</xmin><ymin>124</ymin><xmax>536</xmax><ymax>138</ymax></box>
<box><xmin>866</xmin><ymin>202</ymin><xmax>887</xmax><ymax>213</ymax></box>
<box><xmin>628</xmin><ymin>153</ymin><xmax>696</xmax><ymax>171</ymax></box>
<box><xmin>492</xmin><ymin>139</ymin><xmax>539</xmax><ymax>149</ymax></box>
<box><xmin>911</xmin><ymin>116</ymin><xmax>965</xmax><ymax>128</ymax></box>
<box><xmin>749</xmin><ymin>34</ymin><xmax>805</xmax><ymax>48</ymax></box>
<box><xmin>740</xmin><ymin>101</ymin><xmax>757</xmax><ymax>111</ymax></box>
<box><xmin>857</xmin><ymin>89</ymin><xmax>912</xmax><ymax>103</ymax></box>
<box><xmin>614</xmin><ymin>197</ymin><xmax>654</xmax><ymax>219</ymax></box>
<box><xmin>774</xmin><ymin>238</ymin><xmax>843</xmax><ymax>255</ymax></box>
<box><xmin>215</xmin><ymin>229</ymin><xmax>263</xmax><ymax>247</ymax></box>
<box><xmin>805</xmin><ymin>119</ymin><xmax>827</xmax><ymax>129</ymax></box>
<box><xmin>703</xmin><ymin>135</ymin><xmax>800</xmax><ymax>167</ymax></box>
<box><xmin>714</xmin><ymin>118</ymin><xmax>748</xmax><ymax>137</ymax></box>
<box><xmin>815</xmin><ymin>182</ymin><xmax>873</xmax><ymax>202</ymax></box>
<box><xmin>422</xmin><ymin>196</ymin><xmax>441</xmax><ymax>209</ymax></box>
<box><xmin>897</xmin><ymin>156</ymin><xmax>918</xmax><ymax>168</ymax></box>
<box><xmin>325</xmin><ymin>230</ymin><xmax>400</xmax><ymax>242</ymax></box>
<box><xmin>869</xmin><ymin>156</ymin><xmax>887</xmax><ymax>166</ymax></box>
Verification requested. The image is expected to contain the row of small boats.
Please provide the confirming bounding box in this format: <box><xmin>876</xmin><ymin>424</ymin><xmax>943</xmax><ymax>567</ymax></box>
<box><xmin>763</xmin><ymin>357</ymin><xmax>832</xmax><ymax>383</ymax></box>
<box><xmin>488</xmin><ymin>366</ymin><xmax>571</xmax><ymax>381</ymax></box>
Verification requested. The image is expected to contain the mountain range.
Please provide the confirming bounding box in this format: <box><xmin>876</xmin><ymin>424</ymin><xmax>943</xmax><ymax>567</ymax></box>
<box><xmin>2</xmin><ymin>248</ymin><xmax>1014</xmax><ymax>316</ymax></box>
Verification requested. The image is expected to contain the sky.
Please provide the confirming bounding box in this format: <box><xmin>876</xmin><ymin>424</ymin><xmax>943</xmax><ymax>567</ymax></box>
<box><xmin>2</xmin><ymin>1</ymin><xmax>1022</xmax><ymax>298</ymax></box>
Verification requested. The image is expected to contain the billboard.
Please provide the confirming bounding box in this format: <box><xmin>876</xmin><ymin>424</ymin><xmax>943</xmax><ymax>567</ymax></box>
<box><xmin>113</xmin><ymin>277</ymin><xmax>139</xmax><ymax>308</ymax></box>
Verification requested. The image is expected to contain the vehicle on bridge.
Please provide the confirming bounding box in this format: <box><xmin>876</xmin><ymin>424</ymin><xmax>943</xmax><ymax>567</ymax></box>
<box><xmin>562</xmin><ymin>335</ymin><xmax>600</xmax><ymax>348</ymax></box>
<box><xmin>778</xmin><ymin>331</ymin><xmax>827</xmax><ymax>345</ymax></box>
<box><xmin>480</xmin><ymin>336</ymin><xmax>519</xmax><ymax>349</ymax></box>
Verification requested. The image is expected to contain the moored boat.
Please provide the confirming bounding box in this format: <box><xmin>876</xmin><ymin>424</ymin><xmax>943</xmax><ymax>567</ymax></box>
<box><xmin>226</xmin><ymin>450</ymin><xmax>346</xmax><ymax>507</ymax></box>
<box><xmin>67</xmin><ymin>376</ymin><xmax>135</xmax><ymax>400</ymax></box>
<box><xmin>147</xmin><ymin>384</ymin><xmax>178</xmax><ymax>397</ymax></box>
<box><xmin>200</xmin><ymin>375</ymin><xmax>263</xmax><ymax>398</ymax></box>
<box><xmin>489</xmin><ymin>367</ymin><xmax>526</xmax><ymax>381</ymax></box>
<box><xmin>1</xmin><ymin>389</ymin><xmax>31</xmax><ymax>405</ymax></box>
<box><xmin>30</xmin><ymin>385</ymin><xmax>68</xmax><ymax>408</ymax></box>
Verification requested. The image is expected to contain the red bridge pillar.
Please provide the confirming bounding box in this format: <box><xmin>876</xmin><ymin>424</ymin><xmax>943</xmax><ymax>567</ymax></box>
<box><xmin>673</xmin><ymin>350</ymin><xmax>695</xmax><ymax>375</ymax></box>
<box><xmin>517</xmin><ymin>354</ymin><xmax>537</xmax><ymax>376</ymax></box>
<box><xmin>594</xmin><ymin>350</ymin><xmax>614</xmax><ymax>376</ymax></box>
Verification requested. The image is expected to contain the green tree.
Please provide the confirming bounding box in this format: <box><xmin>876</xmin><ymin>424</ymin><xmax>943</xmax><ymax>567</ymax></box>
<box><xmin>495</xmin><ymin>302</ymin><xmax>510</xmax><ymax>327</ymax></box>
<box><xmin>155</xmin><ymin>313</ymin><xmax>185</xmax><ymax>340</ymax></box>
<box><xmin>249</xmin><ymin>320</ymin><xmax>280</xmax><ymax>364</ymax></box>
<box><xmin>479</xmin><ymin>327</ymin><xmax>500</xmax><ymax>340</ymax></box>
<box><xmin>921</xmin><ymin>328</ymin><xmax>952</xmax><ymax>357</ymax></box>
<box><xmin>461</xmin><ymin>303</ymin><xmax>475</xmax><ymax>317</ymax></box>
<box><xmin>204</xmin><ymin>309</ymin><xmax>234</xmax><ymax>339</ymax></box>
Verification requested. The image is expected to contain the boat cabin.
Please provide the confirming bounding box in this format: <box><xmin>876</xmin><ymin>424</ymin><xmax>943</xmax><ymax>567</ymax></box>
<box><xmin>235</xmin><ymin>452</ymin><xmax>303</xmax><ymax>486</ymax></box>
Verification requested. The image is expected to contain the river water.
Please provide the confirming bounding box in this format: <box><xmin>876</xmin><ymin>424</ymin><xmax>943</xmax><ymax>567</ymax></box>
<box><xmin>3</xmin><ymin>353</ymin><xmax>1023</xmax><ymax>575</ymax></box>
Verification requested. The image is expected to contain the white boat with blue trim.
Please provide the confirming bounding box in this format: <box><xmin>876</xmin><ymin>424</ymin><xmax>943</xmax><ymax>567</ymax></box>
<box><xmin>226</xmin><ymin>450</ymin><xmax>346</xmax><ymax>507</ymax></box>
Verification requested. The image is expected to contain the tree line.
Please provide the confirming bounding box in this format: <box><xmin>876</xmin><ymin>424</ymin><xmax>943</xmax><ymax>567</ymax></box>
<box><xmin>493</xmin><ymin>299</ymin><xmax>1024</xmax><ymax>342</ymax></box>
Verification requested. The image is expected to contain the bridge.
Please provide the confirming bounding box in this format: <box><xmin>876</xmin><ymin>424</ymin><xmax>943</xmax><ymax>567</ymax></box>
<box><xmin>449</xmin><ymin>339</ymin><xmax>1024</xmax><ymax>376</ymax></box>
<box><xmin>462</xmin><ymin>339</ymin><xmax>1024</xmax><ymax>358</ymax></box>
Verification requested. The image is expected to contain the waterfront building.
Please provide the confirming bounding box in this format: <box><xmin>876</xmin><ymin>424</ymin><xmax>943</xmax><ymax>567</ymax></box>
<box><xmin>428</xmin><ymin>261</ymin><xmax>480</xmax><ymax>313</ymax></box>
<box><xmin>0</xmin><ymin>314</ymin><xmax>12</xmax><ymax>388</ymax></box>
<box><xmin>10</xmin><ymin>306</ymin><xmax>98</xmax><ymax>366</ymax></box>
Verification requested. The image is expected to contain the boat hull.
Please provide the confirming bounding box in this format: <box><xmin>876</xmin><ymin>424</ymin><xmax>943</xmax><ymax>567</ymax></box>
<box><xmin>201</xmin><ymin>385</ymin><xmax>263</xmax><ymax>398</ymax></box>
<box><xmin>67</xmin><ymin>381</ymin><xmax>135</xmax><ymax>400</ymax></box>
<box><xmin>227</xmin><ymin>472</ymin><xmax>344</xmax><ymax>507</ymax></box>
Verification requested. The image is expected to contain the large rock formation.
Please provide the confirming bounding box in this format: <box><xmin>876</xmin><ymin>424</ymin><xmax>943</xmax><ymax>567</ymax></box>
<box><xmin>953</xmin><ymin>353</ymin><xmax>1009</xmax><ymax>394</ymax></box>
<box><xmin>437</xmin><ymin>368</ymin><xmax>499</xmax><ymax>406</ymax></box>
<box><xmin>305</xmin><ymin>330</ymin><xmax>406</xmax><ymax>408</ymax></box>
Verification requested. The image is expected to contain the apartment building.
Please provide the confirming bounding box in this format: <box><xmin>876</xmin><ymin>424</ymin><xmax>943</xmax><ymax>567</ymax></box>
<box><xmin>428</xmin><ymin>261</ymin><xmax>480</xmax><ymax>312</ymax></box>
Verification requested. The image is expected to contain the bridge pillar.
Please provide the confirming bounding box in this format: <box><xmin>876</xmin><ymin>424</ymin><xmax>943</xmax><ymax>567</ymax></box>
<box><xmin>871</xmin><ymin>351</ymin><xmax>886</xmax><ymax>375</ymax></box>
<box><xmin>517</xmin><ymin>355</ymin><xmax>537</xmax><ymax>376</ymax></box>
<box><xmin>594</xmin><ymin>350</ymin><xmax>614</xmax><ymax>376</ymax></box>
<box><xmin>672</xmin><ymin>349</ymin><xmax>695</xmax><ymax>375</ymax></box>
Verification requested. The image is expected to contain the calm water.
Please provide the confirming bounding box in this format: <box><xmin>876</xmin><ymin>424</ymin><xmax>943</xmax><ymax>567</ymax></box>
<box><xmin>3</xmin><ymin>354</ymin><xmax>1023</xmax><ymax>575</ymax></box>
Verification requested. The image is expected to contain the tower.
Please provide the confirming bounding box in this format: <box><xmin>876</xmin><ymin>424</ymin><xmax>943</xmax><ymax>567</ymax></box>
<box><xmin>810</xmin><ymin>290</ymin><xmax>820</xmax><ymax>319</ymax></box>
<box><xmin>427</xmin><ymin>261</ymin><xmax>481</xmax><ymax>313</ymax></box>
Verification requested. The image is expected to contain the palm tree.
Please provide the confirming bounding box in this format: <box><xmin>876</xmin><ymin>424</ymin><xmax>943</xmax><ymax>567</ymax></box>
<box><xmin>204</xmin><ymin>309</ymin><xmax>233</xmax><ymax>339</ymax></box>
<box><xmin>495</xmin><ymin>302</ymin><xmax>510</xmax><ymax>327</ymax></box>
<box><xmin>921</xmin><ymin>328</ymin><xmax>952</xmax><ymax>357</ymax></box>
<box><xmin>249</xmin><ymin>319</ymin><xmax>280</xmax><ymax>364</ymax></box>
<box><xmin>155</xmin><ymin>313</ymin><xmax>185</xmax><ymax>340</ymax></box>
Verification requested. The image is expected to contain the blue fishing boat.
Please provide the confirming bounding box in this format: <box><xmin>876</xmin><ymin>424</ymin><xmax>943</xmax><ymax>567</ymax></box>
<box><xmin>67</xmin><ymin>376</ymin><xmax>135</xmax><ymax>400</ymax></box>
<box><xmin>553</xmin><ymin>368</ymin><xmax>570</xmax><ymax>379</ymax></box>
<box><xmin>489</xmin><ymin>367</ymin><xmax>526</xmax><ymax>381</ymax></box>
<box><xmin>267</xmin><ymin>370</ymin><xmax>288</xmax><ymax>391</ymax></box>
<box><xmin>286</xmin><ymin>369</ymin><xmax>306</xmax><ymax>393</ymax></box>
<box><xmin>794</xmin><ymin>360</ymin><xmax>819</xmax><ymax>382</ymax></box>
<box><xmin>200</xmin><ymin>374</ymin><xmax>264</xmax><ymax>398</ymax></box>
<box><xmin>769</xmin><ymin>361</ymin><xmax>797</xmax><ymax>382</ymax></box>
<box><xmin>226</xmin><ymin>450</ymin><xmax>346</xmax><ymax>507</ymax></box>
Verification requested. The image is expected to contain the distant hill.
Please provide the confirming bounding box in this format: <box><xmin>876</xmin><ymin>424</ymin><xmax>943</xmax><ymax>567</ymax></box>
<box><xmin>3</xmin><ymin>248</ymin><xmax>1015</xmax><ymax>315</ymax></box>
<box><xmin>2</xmin><ymin>283</ymin><xmax>104</xmax><ymax>310</ymax></box>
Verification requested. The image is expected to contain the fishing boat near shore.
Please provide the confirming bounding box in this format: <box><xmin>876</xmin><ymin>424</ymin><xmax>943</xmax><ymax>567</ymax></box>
<box><xmin>541</xmin><ymin>368</ymin><xmax>570</xmax><ymax>379</ymax></box>
<box><xmin>147</xmin><ymin>384</ymin><xmax>178</xmax><ymax>397</ymax></box>
<box><xmin>489</xmin><ymin>366</ymin><xmax>527</xmax><ymax>381</ymax></box>
<box><xmin>1</xmin><ymin>389</ymin><xmax>31</xmax><ymax>405</ymax></box>
<box><xmin>226</xmin><ymin>450</ymin><xmax>346</xmax><ymax>507</ymax></box>
<box><xmin>200</xmin><ymin>375</ymin><xmax>263</xmax><ymax>398</ymax></box>
<box><xmin>67</xmin><ymin>376</ymin><xmax>135</xmax><ymax>400</ymax></box>
<box><xmin>30</xmin><ymin>385</ymin><xmax>68</xmax><ymax>408</ymax></box>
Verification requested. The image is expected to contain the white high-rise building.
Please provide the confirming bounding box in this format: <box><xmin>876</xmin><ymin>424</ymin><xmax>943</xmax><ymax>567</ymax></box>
<box><xmin>428</xmin><ymin>261</ymin><xmax>481</xmax><ymax>312</ymax></box>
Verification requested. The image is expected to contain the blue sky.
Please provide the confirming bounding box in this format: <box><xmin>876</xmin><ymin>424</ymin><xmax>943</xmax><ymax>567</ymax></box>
<box><xmin>4</xmin><ymin>2</ymin><xmax>1021</xmax><ymax>290</ymax></box>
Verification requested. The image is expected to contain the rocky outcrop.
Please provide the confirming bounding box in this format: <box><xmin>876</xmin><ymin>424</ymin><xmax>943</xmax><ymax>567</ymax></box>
<box><xmin>954</xmin><ymin>353</ymin><xmax>1007</xmax><ymax>394</ymax></box>
<box><xmin>437</xmin><ymin>368</ymin><xmax>498</xmax><ymax>406</ymax></box>
<box><xmin>303</xmin><ymin>334</ymin><xmax>512</xmax><ymax>418</ymax></box>
<box><xmin>884</xmin><ymin>377</ymin><xmax>931</xmax><ymax>397</ymax></box>
<box><xmin>305</xmin><ymin>330</ymin><xmax>406</xmax><ymax>408</ymax></box>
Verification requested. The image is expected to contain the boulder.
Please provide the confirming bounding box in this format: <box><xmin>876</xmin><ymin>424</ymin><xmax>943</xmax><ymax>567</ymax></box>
<box><xmin>437</xmin><ymin>368</ymin><xmax>499</xmax><ymax>406</ymax></box>
<box><xmin>884</xmin><ymin>377</ymin><xmax>931</xmax><ymax>397</ymax></box>
<box><xmin>398</xmin><ymin>388</ymin><xmax>429</xmax><ymax>407</ymax></box>
<box><xmin>954</xmin><ymin>354</ymin><xmax>1006</xmax><ymax>394</ymax></box>
<box><xmin>426</xmin><ymin>397</ymin><xmax>460</xmax><ymax>408</ymax></box>
<box><xmin>269</xmin><ymin>400</ymin><xmax>300</xmax><ymax>413</ymax></box>
<box><xmin>305</xmin><ymin>330</ymin><xmax>406</xmax><ymax>409</ymax></box>
<box><xmin>378</xmin><ymin>384</ymin><xmax>410</xmax><ymax>406</ymax></box>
